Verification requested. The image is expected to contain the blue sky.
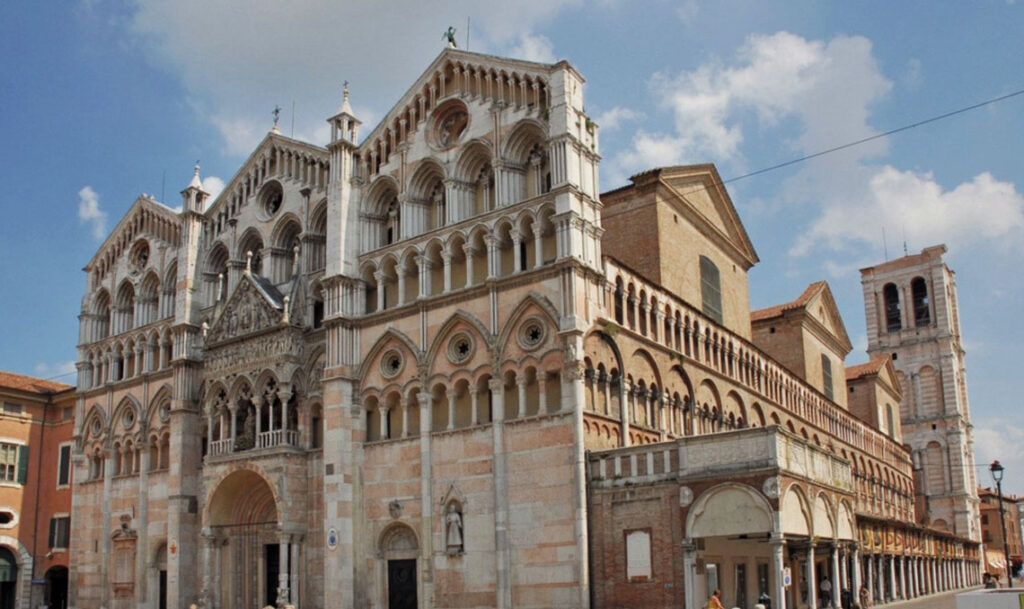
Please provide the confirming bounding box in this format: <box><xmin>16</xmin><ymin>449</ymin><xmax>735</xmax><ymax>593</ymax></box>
<box><xmin>2</xmin><ymin>0</ymin><xmax>1023</xmax><ymax>493</ymax></box>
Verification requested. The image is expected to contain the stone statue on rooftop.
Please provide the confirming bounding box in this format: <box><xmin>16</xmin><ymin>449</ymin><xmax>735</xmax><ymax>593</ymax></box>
<box><xmin>443</xmin><ymin>26</ymin><xmax>457</xmax><ymax>48</ymax></box>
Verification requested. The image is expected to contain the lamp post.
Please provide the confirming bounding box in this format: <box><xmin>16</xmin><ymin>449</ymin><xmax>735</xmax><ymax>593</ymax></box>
<box><xmin>990</xmin><ymin>460</ymin><xmax>1013</xmax><ymax>587</ymax></box>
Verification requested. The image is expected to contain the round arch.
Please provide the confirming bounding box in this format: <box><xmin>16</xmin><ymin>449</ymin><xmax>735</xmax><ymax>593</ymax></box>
<box><xmin>686</xmin><ymin>482</ymin><xmax>773</xmax><ymax>538</ymax></box>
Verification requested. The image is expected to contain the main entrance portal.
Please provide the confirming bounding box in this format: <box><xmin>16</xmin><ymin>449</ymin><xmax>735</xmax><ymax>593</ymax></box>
<box><xmin>206</xmin><ymin>470</ymin><xmax>282</xmax><ymax>609</ymax></box>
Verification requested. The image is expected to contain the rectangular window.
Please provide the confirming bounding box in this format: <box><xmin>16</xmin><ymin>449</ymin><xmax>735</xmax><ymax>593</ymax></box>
<box><xmin>700</xmin><ymin>256</ymin><xmax>723</xmax><ymax>324</ymax></box>
<box><xmin>57</xmin><ymin>444</ymin><xmax>72</xmax><ymax>487</ymax></box>
<box><xmin>2</xmin><ymin>403</ymin><xmax>22</xmax><ymax>415</ymax></box>
<box><xmin>821</xmin><ymin>354</ymin><xmax>834</xmax><ymax>401</ymax></box>
<box><xmin>49</xmin><ymin>515</ymin><xmax>70</xmax><ymax>549</ymax></box>
<box><xmin>0</xmin><ymin>443</ymin><xmax>28</xmax><ymax>484</ymax></box>
<box><xmin>625</xmin><ymin>529</ymin><xmax>652</xmax><ymax>581</ymax></box>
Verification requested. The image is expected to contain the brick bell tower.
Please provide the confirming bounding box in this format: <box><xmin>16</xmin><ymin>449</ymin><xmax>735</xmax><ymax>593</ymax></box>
<box><xmin>860</xmin><ymin>245</ymin><xmax>980</xmax><ymax>541</ymax></box>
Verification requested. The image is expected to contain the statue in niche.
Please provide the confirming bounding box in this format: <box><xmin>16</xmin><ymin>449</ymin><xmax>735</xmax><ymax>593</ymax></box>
<box><xmin>445</xmin><ymin>503</ymin><xmax>464</xmax><ymax>554</ymax></box>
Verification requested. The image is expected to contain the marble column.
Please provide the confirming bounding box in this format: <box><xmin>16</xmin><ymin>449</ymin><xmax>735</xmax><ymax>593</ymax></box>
<box><xmin>770</xmin><ymin>535</ymin><xmax>788</xmax><ymax>609</ymax></box>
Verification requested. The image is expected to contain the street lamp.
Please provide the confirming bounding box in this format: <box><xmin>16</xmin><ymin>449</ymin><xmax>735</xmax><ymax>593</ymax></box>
<box><xmin>989</xmin><ymin>460</ymin><xmax>1013</xmax><ymax>587</ymax></box>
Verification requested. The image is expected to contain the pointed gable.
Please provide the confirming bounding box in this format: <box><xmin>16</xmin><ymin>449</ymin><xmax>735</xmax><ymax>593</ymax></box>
<box><xmin>203</xmin><ymin>131</ymin><xmax>329</xmax><ymax>228</ymax></box>
<box><xmin>205</xmin><ymin>273</ymin><xmax>285</xmax><ymax>345</ymax></box>
<box><xmin>359</xmin><ymin>47</ymin><xmax>560</xmax><ymax>162</ymax></box>
<box><xmin>85</xmin><ymin>195</ymin><xmax>182</xmax><ymax>277</ymax></box>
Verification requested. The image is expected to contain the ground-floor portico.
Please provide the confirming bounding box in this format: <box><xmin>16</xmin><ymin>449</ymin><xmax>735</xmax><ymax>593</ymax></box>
<box><xmin>586</xmin><ymin>427</ymin><xmax>980</xmax><ymax>609</ymax></box>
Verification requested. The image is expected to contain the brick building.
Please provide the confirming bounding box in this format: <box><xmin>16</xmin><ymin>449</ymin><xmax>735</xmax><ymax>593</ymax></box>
<box><xmin>860</xmin><ymin>246</ymin><xmax>981</xmax><ymax>542</ymax></box>
<box><xmin>979</xmin><ymin>487</ymin><xmax>1022</xmax><ymax>582</ymax></box>
<box><xmin>69</xmin><ymin>46</ymin><xmax>980</xmax><ymax>609</ymax></box>
<box><xmin>0</xmin><ymin>371</ymin><xmax>75</xmax><ymax>609</ymax></box>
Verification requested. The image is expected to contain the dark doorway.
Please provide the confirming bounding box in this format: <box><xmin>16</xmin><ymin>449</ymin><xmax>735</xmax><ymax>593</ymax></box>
<box><xmin>265</xmin><ymin>544</ymin><xmax>280</xmax><ymax>608</ymax></box>
<box><xmin>0</xmin><ymin>546</ymin><xmax>17</xmax><ymax>609</ymax></box>
<box><xmin>387</xmin><ymin>559</ymin><xmax>417</xmax><ymax>609</ymax></box>
<box><xmin>159</xmin><ymin>570</ymin><xmax>167</xmax><ymax>609</ymax></box>
<box><xmin>46</xmin><ymin>566</ymin><xmax>69</xmax><ymax>609</ymax></box>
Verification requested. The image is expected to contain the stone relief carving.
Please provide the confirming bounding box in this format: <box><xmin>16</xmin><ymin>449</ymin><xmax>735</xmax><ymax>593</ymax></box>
<box><xmin>206</xmin><ymin>279</ymin><xmax>281</xmax><ymax>345</ymax></box>
<box><xmin>762</xmin><ymin>477</ymin><xmax>779</xmax><ymax>499</ymax></box>
<box><xmin>679</xmin><ymin>486</ymin><xmax>693</xmax><ymax>507</ymax></box>
<box><xmin>205</xmin><ymin>330</ymin><xmax>304</xmax><ymax>375</ymax></box>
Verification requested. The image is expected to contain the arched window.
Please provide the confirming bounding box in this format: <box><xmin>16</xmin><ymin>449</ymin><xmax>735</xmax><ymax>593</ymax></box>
<box><xmin>385</xmin><ymin>197</ymin><xmax>400</xmax><ymax>245</ymax></box>
<box><xmin>883</xmin><ymin>283</ymin><xmax>901</xmax><ymax>332</ymax></box>
<box><xmin>821</xmin><ymin>354</ymin><xmax>833</xmax><ymax>401</ymax></box>
<box><xmin>912</xmin><ymin>277</ymin><xmax>930</xmax><ymax>326</ymax></box>
<box><xmin>699</xmin><ymin>256</ymin><xmax>722</xmax><ymax>324</ymax></box>
<box><xmin>886</xmin><ymin>403</ymin><xmax>896</xmax><ymax>439</ymax></box>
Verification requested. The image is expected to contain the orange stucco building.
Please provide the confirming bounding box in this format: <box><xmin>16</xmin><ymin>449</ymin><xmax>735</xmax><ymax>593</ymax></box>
<box><xmin>0</xmin><ymin>371</ymin><xmax>75</xmax><ymax>609</ymax></box>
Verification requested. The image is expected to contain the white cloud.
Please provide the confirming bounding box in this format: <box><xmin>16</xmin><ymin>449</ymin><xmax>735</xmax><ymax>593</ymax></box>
<box><xmin>510</xmin><ymin>33</ymin><xmax>557</xmax><ymax>64</ymax></box>
<box><xmin>612</xmin><ymin>31</ymin><xmax>892</xmax><ymax>177</ymax></box>
<box><xmin>120</xmin><ymin>0</ymin><xmax>581</xmax><ymax>157</ymax></box>
<box><xmin>904</xmin><ymin>58</ymin><xmax>923</xmax><ymax>90</ymax></box>
<box><xmin>201</xmin><ymin>176</ymin><xmax>225</xmax><ymax>202</ymax></box>
<box><xmin>77</xmin><ymin>185</ymin><xmax>107</xmax><ymax>241</ymax></box>
<box><xmin>595</xmin><ymin>106</ymin><xmax>641</xmax><ymax>131</ymax></box>
<box><xmin>33</xmin><ymin>360</ymin><xmax>77</xmax><ymax>381</ymax></box>
<box><xmin>792</xmin><ymin>167</ymin><xmax>1024</xmax><ymax>256</ymax></box>
<box><xmin>974</xmin><ymin>420</ymin><xmax>1024</xmax><ymax>495</ymax></box>
<box><xmin>675</xmin><ymin>1</ymin><xmax>699</xmax><ymax>24</ymax></box>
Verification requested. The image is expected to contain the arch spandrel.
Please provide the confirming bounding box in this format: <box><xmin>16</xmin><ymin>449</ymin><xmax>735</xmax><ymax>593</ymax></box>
<box><xmin>780</xmin><ymin>484</ymin><xmax>810</xmax><ymax>537</ymax></box>
<box><xmin>687</xmin><ymin>483</ymin><xmax>773</xmax><ymax>538</ymax></box>
<box><xmin>837</xmin><ymin>501</ymin><xmax>855</xmax><ymax>540</ymax></box>
<box><xmin>812</xmin><ymin>493</ymin><xmax>835</xmax><ymax>539</ymax></box>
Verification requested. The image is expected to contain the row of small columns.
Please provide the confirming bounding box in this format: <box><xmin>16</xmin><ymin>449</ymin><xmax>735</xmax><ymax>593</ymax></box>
<box><xmin>375</xmin><ymin>376</ymin><xmax>556</xmax><ymax>440</ymax></box>
<box><xmin>369</xmin><ymin>230</ymin><xmax>548</xmax><ymax>310</ymax></box>
<box><xmin>207</xmin><ymin>390</ymin><xmax>297</xmax><ymax>449</ymax></box>
<box><xmin>85</xmin><ymin>340</ymin><xmax>172</xmax><ymax>388</ymax></box>
<box><xmin>862</xmin><ymin>551</ymin><xmax>975</xmax><ymax>605</ymax></box>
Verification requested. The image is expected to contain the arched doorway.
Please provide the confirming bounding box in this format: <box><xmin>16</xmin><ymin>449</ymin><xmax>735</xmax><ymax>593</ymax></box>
<box><xmin>380</xmin><ymin>525</ymin><xmax>419</xmax><ymax>609</ymax></box>
<box><xmin>151</xmin><ymin>543</ymin><xmax>167</xmax><ymax>609</ymax></box>
<box><xmin>207</xmin><ymin>469</ymin><xmax>281</xmax><ymax>609</ymax></box>
<box><xmin>0</xmin><ymin>547</ymin><xmax>16</xmax><ymax>608</ymax></box>
<box><xmin>44</xmin><ymin>566</ymin><xmax>68</xmax><ymax>609</ymax></box>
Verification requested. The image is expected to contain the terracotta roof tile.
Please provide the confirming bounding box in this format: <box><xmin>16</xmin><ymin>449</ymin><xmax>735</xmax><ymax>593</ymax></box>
<box><xmin>0</xmin><ymin>370</ymin><xmax>74</xmax><ymax>395</ymax></box>
<box><xmin>751</xmin><ymin>281</ymin><xmax>826</xmax><ymax>322</ymax></box>
<box><xmin>845</xmin><ymin>357</ymin><xmax>889</xmax><ymax>380</ymax></box>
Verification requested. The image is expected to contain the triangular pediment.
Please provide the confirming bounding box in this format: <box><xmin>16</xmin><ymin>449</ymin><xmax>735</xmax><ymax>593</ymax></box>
<box><xmin>801</xmin><ymin>282</ymin><xmax>853</xmax><ymax>354</ymax></box>
<box><xmin>205</xmin><ymin>274</ymin><xmax>285</xmax><ymax>345</ymax></box>
<box><xmin>653</xmin><ymin>165</ymin><xmax>759</xmax><ymax>269</ymax></box>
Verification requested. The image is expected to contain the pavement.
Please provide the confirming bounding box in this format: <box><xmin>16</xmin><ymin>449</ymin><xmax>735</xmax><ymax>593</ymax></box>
<box><xmin>874</xmin><ymin>588</ymin><xmax>967</xmax><ymax>609</ymax></box>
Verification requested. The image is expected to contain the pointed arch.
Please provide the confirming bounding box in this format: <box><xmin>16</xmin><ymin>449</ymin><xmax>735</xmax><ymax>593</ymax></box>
<box><xmin>357</xmin><ymin>327</ymin><xmax>422</xmax><ymax>380</ymax></box>
<box><xmin>425</xmin><ymin>310</ymin><xmax>493</xmax><ymax>375</ymax></box>
<box><xmin>495</xmin><ymin>292</ymin><xmax>560</xmax><ymax>358</ymax></box>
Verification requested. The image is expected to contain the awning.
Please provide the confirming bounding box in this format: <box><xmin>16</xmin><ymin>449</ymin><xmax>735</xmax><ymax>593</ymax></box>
<box><xmin>985</xmin><ymin>549</ymin><xmax>1007</xmax><ymax>571</ymax></box>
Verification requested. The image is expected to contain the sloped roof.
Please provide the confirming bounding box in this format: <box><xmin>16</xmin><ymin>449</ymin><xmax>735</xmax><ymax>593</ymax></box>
<box><xmin>845</xmin><ymin>357</ymin><xmax>889</xmax><ymax>381</ymax></box>
<box><xmin>751</xmin><ymin>281</ymin><xmax>826</xmax><ymax>322</ymax></box>
<box><xmin>0</xmin><ymin>370</ymin><xmax>73</xmax><ymax>394</ymax></box>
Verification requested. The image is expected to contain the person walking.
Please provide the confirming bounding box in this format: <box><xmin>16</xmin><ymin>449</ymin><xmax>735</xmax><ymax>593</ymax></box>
<box><xmin>707</xmin><ymin>588</ymin><xmax>725</xmax><ymax>609</ymax></box>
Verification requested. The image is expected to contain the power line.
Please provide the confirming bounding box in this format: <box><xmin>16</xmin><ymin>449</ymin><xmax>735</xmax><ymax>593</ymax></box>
<box><xmin>720</xmin><ymin>87</ymin><xmax>1024</xmax><ymax>186</ymax></box>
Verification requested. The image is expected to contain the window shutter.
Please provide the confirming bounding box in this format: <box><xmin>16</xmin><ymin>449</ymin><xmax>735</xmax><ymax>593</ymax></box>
<box><xmin>58</xmin><ymin>445</ymin><xmax>71</xmax><ymax>486</ymax></box>
<box><xmin>49</xmin><ymin>518</ymin><xmax>56</xmax><ymax>548</ymax></box>
<box><xmin>16</xmin><ymin>445</ymin><xmax>29</xmax><ymax>485</ymax></box>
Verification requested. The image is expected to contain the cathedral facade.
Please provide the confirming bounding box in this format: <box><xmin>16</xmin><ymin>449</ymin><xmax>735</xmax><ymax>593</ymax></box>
<box><xmin>70</xmin><ymin>48</ymin><xmax>979</xmax><ymax>609</ymax></box>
